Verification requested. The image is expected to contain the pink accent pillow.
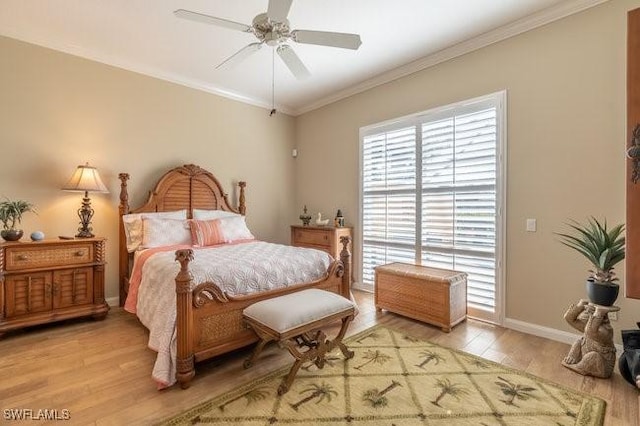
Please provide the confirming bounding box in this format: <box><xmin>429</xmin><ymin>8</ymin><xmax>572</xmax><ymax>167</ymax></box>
<box><xmin>189</xmin><ymin>216</ymin><xmax>254</xmax><ymax>246</ymax></box>
<box><xmin>189</xmin><ymin>219</ymin><xmax>225</xmax><ymax>247</ymax></box>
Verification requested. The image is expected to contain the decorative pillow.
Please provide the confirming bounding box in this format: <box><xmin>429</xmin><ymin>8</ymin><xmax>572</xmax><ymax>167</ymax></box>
<box><xmin>192</xmin><ymin>209</ymin><xmax>240</xmax><ymax>220</ymax></box>
<box><xmin>218</xmin><ymin>216</ymin><xmax>254</xmax><ymax>242</ymax></box>
<box><xmin>189</xmin><ymin>216</ymin><xmax>254</xmax><ymax>246</ymax></box>
<box><xmin>141</xmin><ymin>218</ymin><xmax>192</xmax><ymax>249</ymax></box>
<box><xmin>189</xmin><ymin>219</ymin><xmax>225</xmax><ymax>247</ymax></box>
<box><xmin>123</xmin><ymin>210</ymin><xmax>187</xmax><ymax>252</ymax></box>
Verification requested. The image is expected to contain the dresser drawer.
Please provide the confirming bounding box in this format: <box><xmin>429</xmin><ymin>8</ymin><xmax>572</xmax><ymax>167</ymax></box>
<box><xmin>5</xmin><ymin>243</ymin><xmax>94</xmax><ymax>271</ymax></box>
<box><xmin>293</xmin><ymin>228</ymin><xmax>330</xmax><ymax>247</ymax></box>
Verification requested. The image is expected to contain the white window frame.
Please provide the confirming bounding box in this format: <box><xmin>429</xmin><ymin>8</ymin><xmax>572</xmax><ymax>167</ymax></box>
<box><xmin>358</xmin><ymin>91</ymin><xmax>507</xmax><ymax>325</ymax></box>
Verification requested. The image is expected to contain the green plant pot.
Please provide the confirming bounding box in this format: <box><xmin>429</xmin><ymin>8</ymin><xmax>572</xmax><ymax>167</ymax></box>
<box><xmin>586</xmin><ymin>280</ymin><xmax>619</xmax><ymax>306</ymax></box>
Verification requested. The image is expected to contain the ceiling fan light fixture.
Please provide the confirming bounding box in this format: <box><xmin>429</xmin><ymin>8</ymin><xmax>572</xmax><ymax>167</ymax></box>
<box><xmin>175</xmin><ymin>0</ymin><xmax>362</xmax><ymax>80</ymax></box>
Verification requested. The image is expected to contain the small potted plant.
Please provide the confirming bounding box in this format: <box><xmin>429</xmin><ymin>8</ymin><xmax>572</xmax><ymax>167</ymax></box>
<box><xmin>0</xmin><ymin>199</ymin><xmax>36</xmax><ymax>242</ymax></box>
<box><xmin>556</xmin><ymin>217</ymin><xmax>625</xmax><ymax>306</ymax></box>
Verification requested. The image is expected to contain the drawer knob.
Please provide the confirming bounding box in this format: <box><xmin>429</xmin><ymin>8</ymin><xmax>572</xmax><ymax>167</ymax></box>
<box><xmin>17</xmin><ymin>254</ymin><xmax>28</xmax><ymax>261</ymax></box>
<box><xmin>74</xmin><ymin>250</ymin><xmax>84</xmax><ymax>257</ymax></box>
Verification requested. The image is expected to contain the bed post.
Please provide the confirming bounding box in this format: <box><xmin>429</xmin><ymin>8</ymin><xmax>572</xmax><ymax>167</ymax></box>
<box><xmin>175</xmin><ymin>249</ymin><xmax>195</xmax><ymax>389</ymax></box>
<box><xmin>238</xmin><ymin>181</ymin><xmax>246</xmax><ymax>215</ymax></box>
<box><xmin>339</xmin><ymin>236</ymin><xmax>352</xmax><ymax>298</ymax></box>
<box><xmin>118</xmin><ymin>173</ymin><xmax>130</xmax><ymax>306</ymax></box>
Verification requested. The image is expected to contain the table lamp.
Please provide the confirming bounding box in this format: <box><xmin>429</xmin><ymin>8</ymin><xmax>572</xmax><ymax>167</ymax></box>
<box><xmin>62</xmin><ymin>163</ymin><xmax>109</xmax><ymax>238</ymax></box>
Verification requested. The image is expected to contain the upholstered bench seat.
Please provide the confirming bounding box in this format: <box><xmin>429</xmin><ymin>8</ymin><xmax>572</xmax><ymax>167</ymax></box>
<box><xmin>243</xmin><ymin>289</ymin><xmax>356</xmax><ymax>395</ymax></box>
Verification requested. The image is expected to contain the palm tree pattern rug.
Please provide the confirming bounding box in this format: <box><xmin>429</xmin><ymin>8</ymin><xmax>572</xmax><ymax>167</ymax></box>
<box><xmin>161</xmin><ymin>325</ymin><xmax>605</xmax><ymax>425</ymax></box>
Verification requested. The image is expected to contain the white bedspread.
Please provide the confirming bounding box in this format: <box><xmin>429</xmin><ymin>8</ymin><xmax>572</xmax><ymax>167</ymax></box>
<box><xmin>132</xmin><ymin>241</ymin><xmax>333</xmax><ymax>388</ymax></box>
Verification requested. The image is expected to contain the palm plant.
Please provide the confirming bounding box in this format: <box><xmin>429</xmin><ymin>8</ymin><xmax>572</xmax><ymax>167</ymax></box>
<box><xmin>556</xmin><ymin>217</ymin><xmax>625</xmax><ymax>285</ymax></box>
<box><xmin>0</xmin><ymin>199</ymin><xmax>36</xmax><ymax>231</ymax></box>
<box><xmin>0</xmin><ymin>199</ymin><xmax>36</xmax><ymax>241</ymax></box>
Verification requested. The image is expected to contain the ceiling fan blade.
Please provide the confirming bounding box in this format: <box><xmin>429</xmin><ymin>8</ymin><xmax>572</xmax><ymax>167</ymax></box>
<box><xmin>292</xmin><ymin>30</ymin><xmax>362</xmax><ymax>50</ymax></box>
<box><xmin>174</xmin><ymin>9</ymin><xmax>252</xmax><ymax>33</ymax></box>
<box><xmin>216</xmin><ymin>43</ymin><xmax>263</xmax><ymax>69</ymax></box>
<box><xmin>267</xmin><ymin>0</ymin><xmax>293</xmax><ymax>22</ymax></box>
<box><xmin>277</xmin><ymin>45</ymin><xmax>310</xmax><ymax>80</ymax></box>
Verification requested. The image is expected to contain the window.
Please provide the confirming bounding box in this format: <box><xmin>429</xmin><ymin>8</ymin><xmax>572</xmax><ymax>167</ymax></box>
<box><xmin>360</xmin><ymin>92</ymin><xmax>505</xmax><ymax>323</ymax></box>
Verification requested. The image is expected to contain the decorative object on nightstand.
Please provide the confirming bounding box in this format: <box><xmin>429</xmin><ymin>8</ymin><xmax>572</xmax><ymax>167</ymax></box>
<box><xmin>62</xmin><ymin>163</ymin><xmax>109</xmax><ymax>238</ymax></box>
<box><xmin>30</xmin><ymin>231</ymin><xmax>45</xmax><ymax>241</ymax></box>
<box><xmin>0</xmin><ymin>237</ymin><xmax>109</xmax><ymax>337</ymax></box>
<box><xmin>334</xmin><ymin>209</ymin><xmax>344</xmax><ymax>227</ymax></box>
<box><xmin>299</xmin><ymin>205</ymin><xmax>312</xmax><ymax>226</ymax></box>
<box><xmin>0</xmin><ymin>199</ymin><xmax>36</xmax><ymax>242</ymax></box>
<box><xmin>315</xmin><ymin>212</ymin><xmax>330</xmax><ymax>226</ymax></box>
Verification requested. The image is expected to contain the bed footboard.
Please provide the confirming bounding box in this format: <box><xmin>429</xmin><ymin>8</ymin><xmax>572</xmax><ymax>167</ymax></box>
<box><xmin>174</xmin><ymin>237</ymin><xmax>352</xmax><ymax>389</ymax></box>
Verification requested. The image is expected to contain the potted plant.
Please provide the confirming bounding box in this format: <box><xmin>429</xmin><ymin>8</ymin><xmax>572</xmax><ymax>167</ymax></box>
<box><xmin>0</xmin><ymin>199</ymin><xmax>36</xmax><ymax>242</ymax></box>
<box><xmin>556</xmin><ymin>217</ymin><xmax>625</xmax><ymax>306</ymax></box>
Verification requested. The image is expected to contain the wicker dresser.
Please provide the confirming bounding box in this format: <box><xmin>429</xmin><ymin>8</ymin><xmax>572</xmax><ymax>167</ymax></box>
<box><xmin>0</xmin><ymin>238</ymin><xmax>109</xmax><ymax>337</ymax></box>
<box><xmin>374</xmin><ymin>262</ymin><xmax>467</xmax><ymax>332</ymax></box>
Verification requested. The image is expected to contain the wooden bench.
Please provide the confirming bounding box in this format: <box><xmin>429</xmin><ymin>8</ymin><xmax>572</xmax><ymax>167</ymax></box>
<box><xmin>242</xmin><ymin>289</ymin><xmax>356</xmax><ymax>395</ymax></box>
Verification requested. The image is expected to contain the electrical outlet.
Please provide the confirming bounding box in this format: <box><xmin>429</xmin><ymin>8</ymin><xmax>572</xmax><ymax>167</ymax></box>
<box><xmin>609</xmin><ymin>311</ymin><xmax>618</xmax><ymax>321</ymax></box>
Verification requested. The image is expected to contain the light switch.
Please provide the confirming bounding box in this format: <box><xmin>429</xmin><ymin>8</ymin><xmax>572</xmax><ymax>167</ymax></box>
<box><xmin>526</xmin><ymin>218</ymin><xmax>537</xmax><ymax>232</ymax></box>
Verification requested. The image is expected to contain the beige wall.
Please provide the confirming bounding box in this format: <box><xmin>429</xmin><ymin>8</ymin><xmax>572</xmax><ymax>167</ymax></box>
<box><xmin>3</xmin><ymin>0</ymin><xmax>640</xmax><ymax>338</ymax></box>
<box><xmin>294</xmin><ymin>0</ymin><xmax>640</xmax><ymax>336</ymax></box>
<box><xmin>0</xmin><ymin>36</ymin><xmax>296</xmax><ymax>304</ymax></box>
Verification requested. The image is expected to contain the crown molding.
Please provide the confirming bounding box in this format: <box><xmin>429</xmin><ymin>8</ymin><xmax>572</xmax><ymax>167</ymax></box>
<box><xmin>293</xmin><ymin>0</ymin><xmax>611</xmax><ymax>115</ymax></box>
<box><xmin>0</xmin><ymin>0</ymin><xmax>609</xmax><ymax>117</ymax></box>
<box><xmin>0</xmin><ymin>27</ymin><xmax>295</xmax><ymax>116</ymax></box>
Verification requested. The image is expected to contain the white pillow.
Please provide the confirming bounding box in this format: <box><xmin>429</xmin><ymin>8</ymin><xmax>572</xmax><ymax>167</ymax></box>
<box><xmin>141</xmin><ymin>218</ymin><xmax>192</xmax><ymax>249</ymax></box>
<box><xmin>193</xmin><ymin>209</ymin><xmax>240</xmax><ymax>220</ymax></box>
<box><xmin>218</xmin><ymin>216</ymin><xmax>254</xmax><ymax>242</ymax></box>
<box><xmin>122</xmin><ymin>210</ymin><xmax>187</xmax><ymax>252</ymax></box>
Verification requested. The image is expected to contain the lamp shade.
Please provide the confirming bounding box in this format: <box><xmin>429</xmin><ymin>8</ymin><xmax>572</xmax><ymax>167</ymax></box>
<box><xmin>62</xmin><ymin>163</ymin><xmax>109</xmax><ymax>193</ymax></box>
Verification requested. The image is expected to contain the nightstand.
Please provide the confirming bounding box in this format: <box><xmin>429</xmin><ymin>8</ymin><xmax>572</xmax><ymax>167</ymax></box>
<box><xmin>0</xmin><ymin>238</ymin><xmax>109</xmax><ymax>337</ymax></box>
<box><xmin>290</xmin><ymin>225</ymin><xmax>352</xmax><ymax>260</ymax></box>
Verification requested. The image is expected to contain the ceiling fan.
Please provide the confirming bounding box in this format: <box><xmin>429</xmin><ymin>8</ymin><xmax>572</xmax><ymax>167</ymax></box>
<box><xmin>174</xmin><ymin>0</ymin><xmax>362</xmax><ymax>80</ymax></box>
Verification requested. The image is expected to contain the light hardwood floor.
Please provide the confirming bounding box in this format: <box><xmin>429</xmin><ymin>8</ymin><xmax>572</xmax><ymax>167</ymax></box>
<box><xmin>0</xmin><ymin>290</ymin><xmax>638</xmax><ymax>425</ymax></box>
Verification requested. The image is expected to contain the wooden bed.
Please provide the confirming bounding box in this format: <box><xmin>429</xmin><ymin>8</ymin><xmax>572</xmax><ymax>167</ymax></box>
<box><xmin>118</xmin><ymin>164</ymin><xmax>351</xmax><ymax>389</ymax></box>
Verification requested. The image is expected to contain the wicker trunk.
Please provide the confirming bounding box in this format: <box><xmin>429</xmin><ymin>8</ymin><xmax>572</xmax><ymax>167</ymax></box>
<box><xmin>374</xmin><ymin>262</ymin><xmax>467</xmax><ymax>332</ymax></box>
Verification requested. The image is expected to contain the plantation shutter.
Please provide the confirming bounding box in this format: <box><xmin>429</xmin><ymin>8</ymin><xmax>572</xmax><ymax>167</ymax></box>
<box><xmin>362</xmin><ymin>126</ymin><xmax>417</xmax><ymax>285</ymax></box>
<box><xmin>420</xmin><ymin>108</ymin><xmax>497</xmax><ymax>316</ymax></box>
<box><xmin>360</xmin><ymin>93</ymin><xmax>504</xmax><ymax>323</ymax></box>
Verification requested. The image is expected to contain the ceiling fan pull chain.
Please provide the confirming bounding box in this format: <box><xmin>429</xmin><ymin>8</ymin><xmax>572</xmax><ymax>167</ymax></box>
<box><xmin>270</xmin><ymin>48</ymin><xmax>277</xmax><ymax>116</ymax></box>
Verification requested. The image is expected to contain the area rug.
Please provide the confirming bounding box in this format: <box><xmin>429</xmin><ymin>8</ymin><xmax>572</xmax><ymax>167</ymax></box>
<box><xmin>161</xmin><ymin>325</ymin><xmax>606</xmax><ymax>425</ymax></box>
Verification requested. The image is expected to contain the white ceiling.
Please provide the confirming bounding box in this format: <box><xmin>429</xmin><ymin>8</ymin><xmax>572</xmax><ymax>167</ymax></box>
<box><xmin>0</xmin><ymin>0</ymin><xmax>606</xmax><ymax>115</ymax></box>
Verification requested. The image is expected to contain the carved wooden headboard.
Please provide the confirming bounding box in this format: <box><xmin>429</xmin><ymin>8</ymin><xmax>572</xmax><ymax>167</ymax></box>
<box><xmin>117</xmin><ymin>164</ymin><xmax>246</xmax><ymax>305</ymax></box>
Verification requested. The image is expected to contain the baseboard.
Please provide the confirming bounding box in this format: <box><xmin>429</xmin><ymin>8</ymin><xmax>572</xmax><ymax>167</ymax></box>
<box><xmin>352</xmin><ymin>282</ymin><xmax>373</xmax><ymax>294</ymax></box>
<box><xmin>504</xmin><ymin>317</ymin><xmax>623</xmax><ymax>353</ymax></box>
<box><xmin>106</xmin><ymin>297</ymin><xmax>119</xmax><ymax>307</ymax></box>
